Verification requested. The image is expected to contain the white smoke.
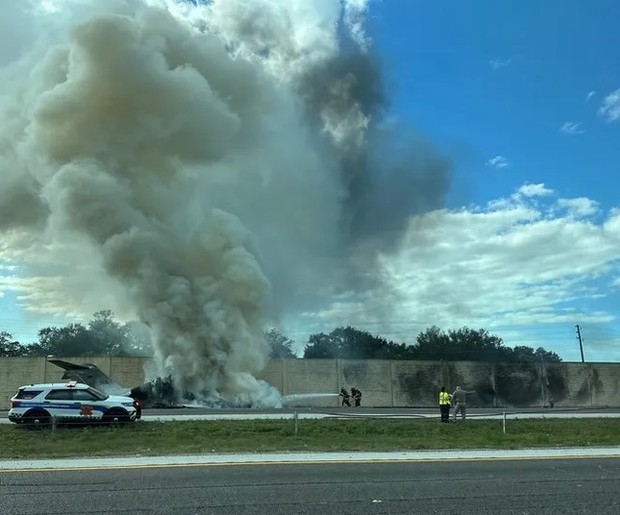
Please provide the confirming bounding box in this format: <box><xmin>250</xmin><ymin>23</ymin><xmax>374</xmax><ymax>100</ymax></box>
<box><xmin>0</xmin><ymin>1</ymin><xmax>449</xmax><ymax>406</ymax></box>
<box><xmin>0</xmin><ymin>0</ymin><xmax>370</xmax><ymax>406</ymax></box>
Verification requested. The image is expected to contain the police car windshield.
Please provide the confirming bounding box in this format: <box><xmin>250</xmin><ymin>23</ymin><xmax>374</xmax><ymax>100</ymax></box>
<box><xmin>87</xmin><ymin>387</ymin><xmax>108</xmax><ymax>400</ymax></box>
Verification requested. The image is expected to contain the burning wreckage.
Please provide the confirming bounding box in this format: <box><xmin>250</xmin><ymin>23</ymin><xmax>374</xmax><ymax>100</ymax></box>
<box><xmin>48</xmin><ymin>359</ymin><xmax>332</xmax><ymax>409</ymax></box>
<box><xmin>49</xmin><ymin>359</ymin><xmax>206</xmax><ymax>409</ymax></box>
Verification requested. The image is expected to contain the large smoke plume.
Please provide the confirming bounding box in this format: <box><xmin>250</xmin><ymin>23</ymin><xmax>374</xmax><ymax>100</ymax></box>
<box><xmin>0</xmin><ymin>0</ymin><xmax>450</xmax><ymax>406</ymax></box>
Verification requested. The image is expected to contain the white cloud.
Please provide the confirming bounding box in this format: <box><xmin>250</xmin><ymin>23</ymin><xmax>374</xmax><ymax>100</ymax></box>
<box><xmin>489</xmin><ymin>58</ymin><xmax>511</xmax><ymax>70</ymax></box>
<box><xmin>599</xmin><ymin>89</ymin><xmax>620</xmax><ymax>122</ymax></box>
<box><xmin>294</xmin><ymin>185</ymin><xmax>620</xmax><ymax>358</ymax></box>
<box><xmin>557</xmin><ymin>197</ymin><xmax>599</xmax><ymax>217</ymax></box>
<box><xmin>516</xmin><ymin>183</ymin><xmax>554</xmax><ymax>197</ymax></box>
<box><xmin>0</xmin><ymin>235</ymin><xmax>136</xmax><ymax>321</ymax></box>
<box><xmin>486</xmin><ymin>155</ymin><xmax>509</xmax><ymax>169</ymax></box>
<box><xmin>560</xmin><ymin>121</ymin><xmax>584</xmax><ymax>134</ymax></box>
<box><xmin>585</xmin><ymin>91</ymin><xmax>596</xmax><ymax>103</ymax></box>
<box><xmin>38</xmin><ymin>0</ymin><xmax>63</xmax><ymax>14</ymax></box>
<box><xmin>342</xmin><ymin>0</ymin><xmax>370</xmax><ymax>51</ymax></box>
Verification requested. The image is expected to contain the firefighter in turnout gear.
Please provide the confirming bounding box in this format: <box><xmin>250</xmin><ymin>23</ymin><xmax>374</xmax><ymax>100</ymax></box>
<box><xmin>340</xmin><ymin>387</ymin><xmax>351</xmax><ymax>407</ymax></box>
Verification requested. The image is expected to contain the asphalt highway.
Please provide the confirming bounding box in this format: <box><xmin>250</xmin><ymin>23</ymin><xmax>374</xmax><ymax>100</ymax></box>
<box><xmin>1</xmin><ymin>458</ymin><xmax>619</xmax><ymax>514</ymax></box>
<box><xmin>3</xmin><ymin>406</ymin><xmax>620</xmax><ymax>423</ymax></box>
<box><xmin>139</xmin><ymin>406</ymin><xmax>620</xmax><ymax>421</ymax></box>
<box><xmin>141</xmin><ymin>406</ymin><xmax>620</xmax><ymax>415</ymax></box>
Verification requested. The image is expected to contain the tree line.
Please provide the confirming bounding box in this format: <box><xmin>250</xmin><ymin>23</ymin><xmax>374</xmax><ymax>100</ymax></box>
<box><xmin>0</xmin><ymin>311</ymin><xmax>152</xmax><ymax>358</ymax></box>
<box><xmin>0</xmin><ymin>311</ymin><xmax>562</xmax><ymax>362</ymax></box>
<box><xmin>302</xmin><ymin>325</ymin><xmax>561</xmax><ymax>362</ymax></box>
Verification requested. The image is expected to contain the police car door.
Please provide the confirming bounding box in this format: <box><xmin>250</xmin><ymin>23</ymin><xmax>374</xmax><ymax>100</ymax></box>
<box><xmin>71</xmin><ymin>388</ymin><xmax>104</xmax><ymax>421</ymax></box>
<box><xmin>43</xmin><ymin>388</ymin><xmax>77</xmax><ymax>421</ymax></box>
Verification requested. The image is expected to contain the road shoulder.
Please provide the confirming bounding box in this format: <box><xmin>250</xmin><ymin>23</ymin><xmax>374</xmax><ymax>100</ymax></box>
<box><xmin>2</xmin><ymin>447</ymin><xmax>620</xmax><ymax>471</ymax></box>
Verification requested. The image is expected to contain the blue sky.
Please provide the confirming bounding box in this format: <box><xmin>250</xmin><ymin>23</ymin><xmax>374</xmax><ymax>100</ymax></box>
<box><xmin>345</xmin><ymin>0</ymin><xmax>620</xmax><ymax>361</ymax></box>
<box><xmin>1</xmin><ymin>0</ymin><xmax>619</xmax><ymax>362</ymax></box>
<box><xmin>372</xmin><ymin>0</ymin><xmax>620</xmax><ymax>208</ymax></box>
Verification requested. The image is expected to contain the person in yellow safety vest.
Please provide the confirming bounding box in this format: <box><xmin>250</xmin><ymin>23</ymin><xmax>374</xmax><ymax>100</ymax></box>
<box><xmin>439</xmin><ymin>386</ymin><xmax>451</xmax><ymax>423</ymax></box>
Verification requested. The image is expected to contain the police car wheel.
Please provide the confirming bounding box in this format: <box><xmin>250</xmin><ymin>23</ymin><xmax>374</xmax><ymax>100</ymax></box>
<box><xmin>23</xmin><ymin>409</ymin><xmax>51</xmax><ymax>429</ymax></box>
<box><xmin>103</xmin><ymin>409</ymin><xmax>129</xmax><ymax>426</ymax></box>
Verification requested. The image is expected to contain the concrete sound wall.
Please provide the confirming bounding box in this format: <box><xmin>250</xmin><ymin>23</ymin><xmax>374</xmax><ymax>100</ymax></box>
<box><xmin>1</xmin><ymin>357</ymin><xmax>618</xmax><ymax>407</ymax></box>
<box><xmin>0</xmin><ymin>357</ymin><xmax>47</xmax><ymax>406</ymax></box>
<box><xmin>339</xmin><ymin>360</ymin><xmax>392</xmax><ymax>407</ymax></box>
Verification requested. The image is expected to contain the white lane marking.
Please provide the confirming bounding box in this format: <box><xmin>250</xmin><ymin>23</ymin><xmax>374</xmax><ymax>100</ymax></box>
<box><xmin>2</xmin><ymin>447</ymin><xmax>620</xmax><ymax>472</ymax></box>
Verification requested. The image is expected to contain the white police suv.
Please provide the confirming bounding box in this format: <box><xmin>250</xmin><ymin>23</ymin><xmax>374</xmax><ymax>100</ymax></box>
<box><xmin>8</xmin><ymin>381</ymin><xmax>140</xmax><ymax>427</ymax></box>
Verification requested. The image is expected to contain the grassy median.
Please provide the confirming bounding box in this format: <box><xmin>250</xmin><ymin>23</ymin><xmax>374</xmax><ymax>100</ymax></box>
<box><xmin>1</xmin><ymin>418</ymin><xmax>619</xmax><ymax>459</ymax></box>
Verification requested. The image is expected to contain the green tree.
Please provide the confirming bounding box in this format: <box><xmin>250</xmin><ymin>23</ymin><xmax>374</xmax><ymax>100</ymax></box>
<box><xmin>88</xmin><ymin>310</ymin><xmax>130</xmax><ymax>356</ymax></box>
<box><xmin>31</xmin><ymin>323</ymin><xmax>100</xmax><ymax>357</ymax></box>
<box><xmin>411</xmin><ymin>326</ymin><xmax>562</xmax><ymax>362</ymax></box>
<box><xmin>410</xmin><ymin>326</ymin><xmax>449</xmax><ymax>359</ymax></box>
<box><xmin>303</xmin><ymin>332</ymin><xmax>338</xmax><ymax>359</ymax></box>
<box><xmin>26</xmin><ymin>311</ymin><xmax>151</xmax><ymax>357</ymax></box>
<box><xmin>329</xmin><ymin>326</ymin><xmax>392</xmax><ymax>359</ymax></box>
<box><xmin>0</xmin><ymin>332</ymin><xmax>29</xmax><ymax>357</ymax></box>
<box><xmin>509</xmin><ymin>346</ymin><xmax>537</xmax><ymax>362</ymax></box>
<box><xmin>388</xmin><ymin>341</ymin><xmax>418</xmax><ymax>360</ymax></box>
<box><xmin>446</xmin><ymin>327</ymin><xmax>506</xmax><ymax>361</ymax></box>
<box><xmin>534</xmin><ymin>347</ymin><xmax>562</xmax><ymax>363</ymax></box>
<box><xmin>264</xmin><ymin>329</ymin><xmax>296</xmax><ymax>358</ymax></box>
<box><xmin>412</xmin><ymin>326</ymin><xmax>506</xmax><ymax>361</ymax></box>
<box><xmin>303</xmin><ymin>326</ymin><xmax>400</xmax><ymax>359</ymax></box>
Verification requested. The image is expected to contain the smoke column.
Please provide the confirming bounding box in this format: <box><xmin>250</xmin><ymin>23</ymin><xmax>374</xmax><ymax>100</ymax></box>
<box><xmin>0</xmin><ymin>0</ymin><xmax>450</xmax><ymax>406</ymax></box>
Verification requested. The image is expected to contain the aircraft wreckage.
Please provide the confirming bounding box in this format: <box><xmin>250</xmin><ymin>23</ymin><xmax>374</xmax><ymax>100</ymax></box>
<box><xmin>49</xmin><ymin>359</ymin><xmax>336</xmax><ymax>409</ymax></box>
<box><xmin>48</xmin><ymin>359</ymin><xmax>181</xmax><ymax>409</ymax></box>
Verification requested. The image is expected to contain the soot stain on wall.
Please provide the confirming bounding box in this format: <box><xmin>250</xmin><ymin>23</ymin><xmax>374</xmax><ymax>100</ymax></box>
<box><xmin>342</xmin><ymin>362</ymin><xmax>369</xmax><ymax>386</ymax></box>
<box><xmin>397</xmin><ymin>364</ymin><xmax>442</xmax><ymax>405</ymax></box>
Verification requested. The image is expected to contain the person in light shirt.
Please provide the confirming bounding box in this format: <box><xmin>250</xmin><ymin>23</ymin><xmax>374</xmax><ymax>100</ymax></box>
<box><xmin>451</xmin><ymin>385</ymin><xmax>476</xmax><ymax>422</ymax></box>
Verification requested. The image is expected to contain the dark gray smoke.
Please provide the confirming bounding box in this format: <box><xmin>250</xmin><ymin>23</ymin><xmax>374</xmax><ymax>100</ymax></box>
<box><xmin>298</xmin><ymin>49</ymin><xmax>450</xmax><ymax>251</ymax></box>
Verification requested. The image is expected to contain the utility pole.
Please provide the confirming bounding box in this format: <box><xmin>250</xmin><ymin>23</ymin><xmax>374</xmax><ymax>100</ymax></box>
<box><xmin>576</xmin><ymin>324</ymin><xmax>592</xmax><ymax>407</ymax></box>
<box><xmin>575</xmin><ymin>324</ymin><xmax>585</xmax><ymax>363</ymax></box>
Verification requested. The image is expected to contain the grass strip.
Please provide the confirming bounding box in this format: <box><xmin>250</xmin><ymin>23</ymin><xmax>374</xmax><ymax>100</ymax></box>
<box><xmin>1</xmin><ymin>418</ymin><xmax>619</xmax><ymax>460</ymax></box>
